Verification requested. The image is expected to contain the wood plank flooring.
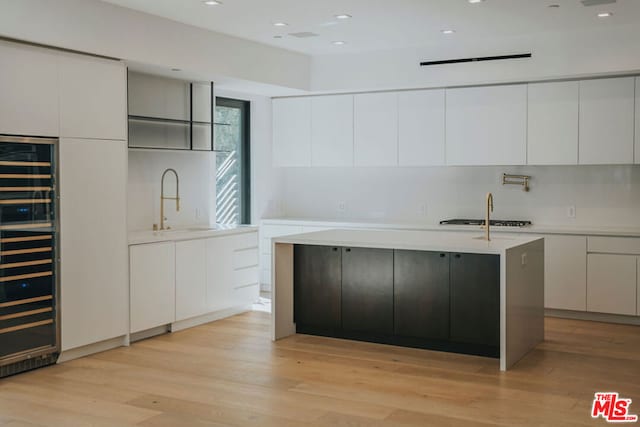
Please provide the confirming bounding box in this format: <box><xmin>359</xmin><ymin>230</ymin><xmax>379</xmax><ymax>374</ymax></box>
<box><xmin>1</xmin><ymin>312</ymin><xmax>639</xmax><ymax>426</ymax></box>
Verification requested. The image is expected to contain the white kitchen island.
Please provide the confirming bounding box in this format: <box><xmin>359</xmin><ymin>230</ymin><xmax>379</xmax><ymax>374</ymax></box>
<box><xmin>271</xmin><ymin>229</ymin><xmax>544</xmax><ymax>371</ymax></box>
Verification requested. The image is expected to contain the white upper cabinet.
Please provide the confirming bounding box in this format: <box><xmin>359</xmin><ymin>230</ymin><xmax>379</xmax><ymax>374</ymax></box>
<box><xmin>272</xmin><ymin>97</ymin><xmax>312</xmax><ymax>167</ymax></box>
<box><xmin>579</xmin><ymin>77</ymin><xmax>635</xmax><ymax>165</ymax></box>
<box><xmin>58</xmin><ymin>53</ymin><xmax>127</xmax><ymax>140</ymax></box>
<box><xmin>398</xmin><ymin>90</ymin><xmax>445</xmax><ymax>166</ymax></box>
<box><xmin>636</xmin><ymin>77</ymin><xmax>640</xmax><ymax>165</ymax></box>
<box><xmin>354</xmin><ymin>92</ymin><xmax>399</xmax><ymax>166</ymax></box>
<box><xmin>446</xmin><ymin>85</ymin><xmax>527</xmax><ymax>166</ymax></box>
<box><xmin>0</xmin><ymin>41</ymin><xmax>59</xmax><ymax>137</ymax></box>
<box><xmin>527</xmin><ymin>81</ymin><xmax>579</xmax><ymax>165</ymax></box>
<box><xmin>311</xmin><ymin>95</ymin><xmax>354</xmax><ymax>167</ymax></box>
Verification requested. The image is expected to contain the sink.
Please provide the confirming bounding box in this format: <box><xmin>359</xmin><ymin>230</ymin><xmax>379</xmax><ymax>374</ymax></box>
<box><xmin>472</xmin><ymin>236</ymin><xmax>514</xmax><ymax>241</ymax></box>
<box><xmin>160</xmin><ymin>226</ymin><xmax>220</xmax><ymax>233</ymax></box>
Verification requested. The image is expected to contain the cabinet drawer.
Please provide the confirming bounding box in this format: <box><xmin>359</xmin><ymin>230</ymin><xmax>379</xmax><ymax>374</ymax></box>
<box><xmin>234</xmin><ymin>284</ymin><xmax>259</xmax><ymax>306</ymax></box>
<box><xmin>234</xmin><ymin>266</ymin><xmax>259</xmax><ymax>288</ymax></box>
<box><xmin>233</xmin><ymin>248</ymin><xmax>258</xmax><ymax>269</ymax></box>
<box><xmin>235</xmin><ymin>232</ymin><xmax>258</xmax><ymax>250</ymax></box>
<box><xmin>588</xmin><ymin>236</ymin><xmax>640</xmax><ymax>255</ymax></box>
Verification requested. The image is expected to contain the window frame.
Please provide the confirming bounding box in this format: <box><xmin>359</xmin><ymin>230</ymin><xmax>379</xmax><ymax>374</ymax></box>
<box><xmin>215</xmin><ymin>96</ymin><xmax>251</xmax><ymax>224</ymax></box>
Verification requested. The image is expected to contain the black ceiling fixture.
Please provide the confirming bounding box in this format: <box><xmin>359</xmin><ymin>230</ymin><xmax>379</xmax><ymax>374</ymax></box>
<box><xmin>420</xmin><ymin>53</ymin><xmax>532</xmax><ymax>67</ymax></box>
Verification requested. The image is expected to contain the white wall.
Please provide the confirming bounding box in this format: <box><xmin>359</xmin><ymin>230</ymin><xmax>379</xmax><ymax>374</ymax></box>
<box><xmin>311</xmin><ymin>24</ymin><xmax>640</xmax><ymax>92</ymax></box>
<box><xmin>0</xmin><ymin>0</ymin><xmax>310</xmax><ymax>92</ymax></box>
<box><xmin>128</xmin><ymin>150</ymin><xmax>215</xmax><ymax>231</ymax></box>
<box><xmin>279</xmin><ymin>165</ymin><xmax>640</xmax><ymax>228</ymax></box>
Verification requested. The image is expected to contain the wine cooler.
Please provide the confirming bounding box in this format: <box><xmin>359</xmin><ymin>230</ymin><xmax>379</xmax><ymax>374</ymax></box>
<box><xmin>0</xmin><ymin>135</ymin><xmax>59</xmax><ymax>377</ymax></box>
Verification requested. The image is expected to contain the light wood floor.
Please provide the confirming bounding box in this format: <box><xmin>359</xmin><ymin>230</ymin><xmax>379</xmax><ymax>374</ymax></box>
<box><xmin>1</xmin><ymin>313</ymin><xmax>639</xmax><ymax>427</ymax></box>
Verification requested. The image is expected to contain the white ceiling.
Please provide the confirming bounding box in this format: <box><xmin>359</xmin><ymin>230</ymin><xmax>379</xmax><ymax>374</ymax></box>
<box><xmin>101</xmin><ymin>0</ymin><xmax>639</xmax><ymax>56</ymax></box>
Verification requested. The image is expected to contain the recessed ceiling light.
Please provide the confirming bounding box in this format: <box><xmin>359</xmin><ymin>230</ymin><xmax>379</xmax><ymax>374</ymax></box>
<box><xmin>335</xmin><ymin>14</ymin><xmax>352</xmax><ymax>19</ymax></box>
<box><xmin>597</xmin><ymin>11</ymin><xmax>613</xmax><ymax>17</ymax></box>
<box><xmin>203</xmin><ymin>0</ymin><xmax>222</xmax><ymax>5</ymax></box>
<box><xmin>273</xmin><ymin>22</ymin><xmax>289</xmax><ymax>27</ymax></box>
<box><xmin>468</xmin><ymin>0</ymin><xmax>484</xmax><ymax>3</ymax></box>
<box><xmin>171</xmin><ymin>68</ymin><xmax>181</xmax><ymax>72</ymax></box>
<box><xmin>273</xmin><ymin>35</ymin><xmax>283</xmax><ymax>39</ymax></box>
<box><xmin>548</xmin><ymin>4</ymin><xmax>560</xmax><ymax>8</ymax></box>
<box><xmin>441</xmin><ymin>29</ymin><xmax>456</xmax><ymax>34</ymax></box>
<box><xmin>332</xmin><ymin>41</ymin><xmax>347</xmax><ymax>45</ymax></box>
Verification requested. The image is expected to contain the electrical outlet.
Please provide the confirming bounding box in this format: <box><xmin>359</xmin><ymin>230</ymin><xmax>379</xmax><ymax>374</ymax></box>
<box><xmin>195</xmin><ymin>208</ymin><xmax>201</xmax><ymax>219</ymax></box>
<box><xmin>338</xmin><ymin>201</ymin><xmax>347</xmax><ymax>212</ymax></box>
<box><xmin>521</xmin><ymin>253</ymin><xmax>527</xmax><ymax>266</ymax></box>
<box><xmin>567</xmin><ymin>205</ymin><xmax>576</xmax><ymax>218</ymax></box>
<box><xmin>419</xmin><ymin>203</ymin><xmax>428</xmax><ymax>217</ymax></box>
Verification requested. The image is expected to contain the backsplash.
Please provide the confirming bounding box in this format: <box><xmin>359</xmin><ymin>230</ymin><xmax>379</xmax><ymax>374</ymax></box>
<box><xmin>280</xmin><ymin>165</ymin><xmax>640</xmax><ymax>227</ymax></box>
<box><xmin>128</xmin><ymin>150</ymin><xmax>215</xmax><ymax>231</ymax></box>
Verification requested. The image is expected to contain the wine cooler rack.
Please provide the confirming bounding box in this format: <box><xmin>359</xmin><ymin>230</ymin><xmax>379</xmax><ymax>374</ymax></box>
<box><xmin>0</xmin><ymin>135</ymin><xmax>58</xmax><ymax>377</ymax></box>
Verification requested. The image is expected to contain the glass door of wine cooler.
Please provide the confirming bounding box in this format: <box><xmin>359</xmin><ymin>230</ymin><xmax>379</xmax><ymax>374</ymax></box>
<box><xmin>0</xmin><ymin>135</ymin><xmax>58</xmax><ymax>376</ymax></box>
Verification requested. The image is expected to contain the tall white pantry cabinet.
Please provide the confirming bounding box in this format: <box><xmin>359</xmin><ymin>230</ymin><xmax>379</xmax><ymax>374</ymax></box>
<box><xmin>0</xmin><ymin>39</ymin><xmax>129</xmax><ymax>355</ymax></box>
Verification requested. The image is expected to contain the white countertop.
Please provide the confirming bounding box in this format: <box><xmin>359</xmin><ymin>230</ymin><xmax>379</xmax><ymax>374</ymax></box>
<box><xmin>262</xmin><ymin>217</ymin><xmax>640</xmax><ymax>238</ymax></box>
<box><xmin>272</xmin><ymin>229</ymin><xmax>542</xmax><ymax>255</ymax></box>
<box><xmin>128</xmin><ymin>224</ymin><xmax>258</xmax><ymax>245</ymax></box>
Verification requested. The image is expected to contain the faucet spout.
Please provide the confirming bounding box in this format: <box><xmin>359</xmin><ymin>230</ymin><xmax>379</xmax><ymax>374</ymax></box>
<box><xmin>160</xmin><ymin>168</ymin><xmax>180</xmax><ymax>230</ymax></box>
<box><xmin>485</xmin><ymin>192</ymin><xmax>494</xmax><ymax>242</ymax></box>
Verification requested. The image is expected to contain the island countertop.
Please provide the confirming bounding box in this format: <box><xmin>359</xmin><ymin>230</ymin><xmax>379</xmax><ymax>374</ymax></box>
<box><xmin>271</xmin><ymin>228</ymin><xmax>542</xmax><ymax>255</ymax></box>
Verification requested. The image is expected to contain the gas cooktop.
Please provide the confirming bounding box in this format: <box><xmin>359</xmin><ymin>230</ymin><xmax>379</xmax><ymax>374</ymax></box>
<box><xmin>440</xmin><ymin>219</ymin><xmax>532</xmax><ymax>227</ymax></box>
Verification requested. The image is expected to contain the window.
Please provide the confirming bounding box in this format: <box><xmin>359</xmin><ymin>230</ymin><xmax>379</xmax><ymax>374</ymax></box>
<box><xmin>215</xmin><ymin>97</ymin><xmax>250</xmax><ymax>224</ymax></box>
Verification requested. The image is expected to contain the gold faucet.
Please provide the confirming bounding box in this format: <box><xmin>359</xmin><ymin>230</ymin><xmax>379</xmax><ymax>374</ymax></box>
<box><xmin>485</xmin><ymin>192</ymin><xmax>494</xmax><ymax>241</ymax></box>
<box><xmin>160</xmin><ymin>168</ymin><xmax>180</xmax><ymax>230</ymax></box>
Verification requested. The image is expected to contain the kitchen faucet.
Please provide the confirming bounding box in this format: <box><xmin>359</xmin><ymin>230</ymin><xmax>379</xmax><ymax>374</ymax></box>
<box><xmin>485</xmin><ymin>192</ymin><xmax>494</xmax><ymax>241</ymax></box>
<box><xmin>159</xmin><ymin>168</ymin><xmax>180</xmax><ymax>230</ymax></box>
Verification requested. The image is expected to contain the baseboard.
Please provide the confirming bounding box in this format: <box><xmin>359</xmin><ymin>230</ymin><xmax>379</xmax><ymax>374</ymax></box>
<box><xmin>170</xmin><ymin>306</ymin><xmax>252</xmax><ymax>332</ymax></box>
<box><xmin>260</xmin><ymin>283</ymin><xmax>271</xmax><ymax>292</ymax></box>
<box><xmin>57</xmin><ymin>335</ymin><xmax>128</xmax><ymax>363</ymax></box>
<box><xmin>130</xmin><ymin>325</ymin><xmax>171</xmax><ymax>343</ymax></box>
<box><xmin>545</xmin><ymin>309</ymin><xmax>640</xmax><ymax>326</ymax></box>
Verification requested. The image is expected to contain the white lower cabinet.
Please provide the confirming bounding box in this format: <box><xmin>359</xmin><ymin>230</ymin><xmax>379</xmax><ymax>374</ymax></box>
<box><xmin>130</xmin><ymin>242</ymin><xmax>176</xmax><ymax>333</ymax></box>
<box><xmin>587</xmin><ymin>254</ymin><xmax>637</xmax><ymax>316</ymax></box>
<box><xmin>206</xmin><ymin>236</ymin><xmax>235</xmax><ymax>312</ymax></box>
<box><xmin>544</xmin><ymin>235</ymin><xmax>587</xmax><ymax>311</ymax></box>
<box><xmin>175</xmin><ymin>240</ymin><xmax>208</xmax><ymax>321</ymax></box>
<box><xmin>130</xmin><ymin>231</ymin><xmax>258</xmax><ymax>334</ymax></box>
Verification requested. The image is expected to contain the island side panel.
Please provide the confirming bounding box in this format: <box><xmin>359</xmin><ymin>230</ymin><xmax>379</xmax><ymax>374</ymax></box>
<box><xmin>272</xmin><ymin>242</ymin><xmax>296</xmax><ymax>340</ymax></box>
<box><xmin>501</xmin><ymin>238</ymin><xmax>545</xmax><ymax>370</ymax></box>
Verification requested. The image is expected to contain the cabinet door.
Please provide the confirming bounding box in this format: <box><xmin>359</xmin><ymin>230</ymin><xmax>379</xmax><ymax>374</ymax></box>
<box><xmin>587</xmin><ymin>254</ymin><xmax>636</xmax><ymax>316</ymax></box>
<box><xmin>637</xmin><ymin>257</ymin><xmax>640</xmax><ymax>316</ymax></box>
<box><xmin>311</xmin><ymin>95</ymin><xmax>353</xmax><ymax>166</ymax></box>
<box><xmin>527</xmin><ymin>81</ymin><xmax>579</xmax><ymax>165</ymax></box>
<box><xmin>446</xmin><ymin>85</ymin><xmax>527</xmax><ymax>166</ymax></box>
<box><xmin>175</xmin><ymin>239</ymin><xmax>207</xmax><ymax>321</ymax></box>
<box><xmin>58</xmin><ymin>53</ymin><xmax>127</xmax><ymax>140</ymax></box>
<box><xmin>342</xmin><ymin>247</ymin><xmax>394</xmax><ymax>334</ymax></box>
<box><xmin>450</xmin><ymin>253</ymin><xmax>500</xmax><ymax>347</ymax></box>
<box><xmin>0</xmin><ymin>41</ymin><xmax>59</xmax><ymax>136</ymax></box>
<box><xmin>398</xmin><ymin>90</ymin><xmax>445</xmax><ymax>166</ymax></box>
<box><xmin>129</xmin><ymin>242</ymin><xmax>176</xmax><ymax>334</ymax></box>
<box><xmin>544</xmin><ymin>235</ymin><xmax>587</xmax><ymax>311</ymax></box>
<box><xmin>579</xmin><ymin>77</ymin><xmax>635</xmax><ymax>165</ymax></box>
<box><xmin>354</xmin><ymin>92</ymin><xmax>398</xmax><ymax>166</ymax></box>
<box><xmin>205</xmin><ymin>236</ymin><xmax>235</xmax><ymax>312</ymax></box>
<box><xmin>634</xmin><ymin>77</ymin><xmax>640</xmax><ymax>164</ymax></box>
<box><xmin>294</xmin><ymin>245</ymin><xmax>342</xmax><ymax>329</ymax></box>
<box><xmin>272</xmin><ymin>98</ymin><xmax>311</xmax><ymax>167</ymax></box>
<box><xmin>394</xmin><ymin>250</ymin><xmax>449</xmax><ymax>340</ymax></box>
<box><xmin>59</xmin><ymin>138</ymin><xmax>128</xmax><ymax>350</ymax></box>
